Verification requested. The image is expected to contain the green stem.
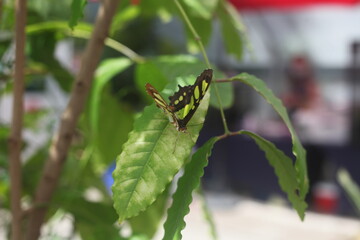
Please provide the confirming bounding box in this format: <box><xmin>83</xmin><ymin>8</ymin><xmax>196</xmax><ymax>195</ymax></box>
<box><xmin>26</xmin><ymin>21</ymin><xmax>145</xmax><ymax>64</ymax></box>
<box><xmin>71</xmin><ymin>29</ymin><xmax>145</xmax><ymax>64</ymax></box>
<box><xmin>212</xmin><ymin>84</ymin><xmax>230</xmax><ymax>133</ymax></box>
<box><xmin>174</xmin><ymin>0</ymin><xmax>230</xmax><ymax>134</ymax></box>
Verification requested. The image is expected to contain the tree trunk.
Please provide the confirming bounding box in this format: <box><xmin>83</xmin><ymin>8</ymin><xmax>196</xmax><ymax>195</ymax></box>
<box><xmin>9</xmin><ymin>0</ymin><xmax>27</xmax><ymax>239</ymax></box>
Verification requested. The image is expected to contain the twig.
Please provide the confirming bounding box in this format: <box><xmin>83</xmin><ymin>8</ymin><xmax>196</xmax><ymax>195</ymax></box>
<box><xmin>8</xmin><ymin>0</ymin><xmax>27</xmax><ymax>239</ymax></box>
<box><xmin>24</xmin><ymin>0</ymin><xmax>120</xmax><ymax>239</ymax></box>
<box><xmin>26</xmin><ymin>22</ymin><xmax>145</xmax><ymax>63</ymax></box>
<box><xmin>71</xmin><ymin>29</ymin><xmax>145</xmax><ymax>63</ymax></box>
<box><xmin>215</xmin><ymin>79</ymin><xmax>232</xmax><ymax>83</ymax></box>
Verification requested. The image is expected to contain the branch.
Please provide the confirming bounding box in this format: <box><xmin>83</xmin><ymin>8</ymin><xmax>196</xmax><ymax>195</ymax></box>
<box><xmin>215</xmin><ymin>79</ymin><xmax>232</xmax><ymax>83</ymax></box>
<box><xmin>25</xmin><ymin>0</ymin><xmax>120</xmax><ymax>239</ymax></box>
<box><xmin>8</xmin><ymin>0</ymin><xmax>27</xmax><ymax>239</ymax></box>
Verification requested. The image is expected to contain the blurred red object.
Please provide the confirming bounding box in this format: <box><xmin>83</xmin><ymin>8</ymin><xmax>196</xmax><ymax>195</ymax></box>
<box><xmin>313</xmin><ymin>182</ymin><xmax>340</xmax><ymax>213</ymax></box>
<box><xmin>229</xmin><ymin>0</ymin><xmax>360</xmax><ymax>10</ymax></box>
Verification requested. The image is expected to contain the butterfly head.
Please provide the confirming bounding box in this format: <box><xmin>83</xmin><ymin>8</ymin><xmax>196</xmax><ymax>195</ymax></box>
<box><xmin>177</xmin><ymin>126</ymin><xmax>187</xmax><ymax>133</ymax></box>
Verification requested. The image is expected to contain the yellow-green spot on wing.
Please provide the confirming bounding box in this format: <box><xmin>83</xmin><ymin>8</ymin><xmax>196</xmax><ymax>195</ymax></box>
<box><xmin>194</xmin><ymin>85</ymin><xmax>200</xmax><ymax>100</ymax></box>
<box><xmin>146</xmin><ymin>69</ymin><xmax>213</xmax><ymax>132</ymax></box>
<box><xmin>155</xmin><ymin>98</ymin><xmax>167</xmax><ymax>109</ymax></box>
<box><xmin>183</xmin><ymin>96</ymin><xmax>194</xmax><ymax>118</ymax></box>
<box><xmin>202</xmin><ymin>80</ymin><xmax>209</xmax><ymax>95</ymax></box>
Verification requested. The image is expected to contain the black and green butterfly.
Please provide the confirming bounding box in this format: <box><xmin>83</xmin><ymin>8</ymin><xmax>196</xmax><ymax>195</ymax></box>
<box><xmin>145</xmin><ymin>69</ymin><xmax>213</xmax><ymax>132</ymax></box>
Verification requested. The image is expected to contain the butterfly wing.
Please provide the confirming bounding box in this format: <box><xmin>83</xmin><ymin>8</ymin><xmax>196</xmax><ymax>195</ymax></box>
<box><xmin>145</xmin><ymin>68</ymin><xmax>213</xmax><ymax>132</ymax></box>
<box><xmin>145</xmin><ymin>83</ymin><xmax>181</xmax><ymax>130</ymax></box>
<box><xmin>177</xmin><ymin>69</ymin><xmax>213</xmax><ymax>131</ymax></box>
<box><xmin>168</xmin><ymin>84</ymin><xmax>193</xmax><ymax>112</ymax></box>
<box><xmin>145</xmin><ymin>83</ymin><xmax>174</xmax><ymax>112</ymax></box>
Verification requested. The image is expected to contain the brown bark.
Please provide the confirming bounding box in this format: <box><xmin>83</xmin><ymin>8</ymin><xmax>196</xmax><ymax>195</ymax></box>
<box><xmin>8</xmin><ymin>0</ymin><xmax>27</xmax><ymax>239</ymax></box>
<box><xmin>25</xmin><ymin>0</ymin><xmax>120</xmax><ymax>239</ymax></box>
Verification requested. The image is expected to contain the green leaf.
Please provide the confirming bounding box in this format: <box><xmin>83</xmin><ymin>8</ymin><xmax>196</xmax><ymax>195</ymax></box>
<box><xmin>90</xmin><ymin>58</ymin><xmax>133</xmax><ymax>132</ymax></box>
<box><xmin>163</xmin><ymin>137</ymin><xmax>218</xmax><ymax>240</ymax></box>
<box><xmin>210</xmin><ymin>70</ymin><xmax>233</xmax><ymax>109</ymax></box>
<box><xmin>135</xmin><ymin>55</ymin><xmax>207</xmax><ymax>95</ymax></box>
<box><xmin>66</xmin><ymin>198</ymin><xmax>118</xmax><ymax>225</ymax></box>
<box><xmin>112</xmin><ymin>78</ymin><xmax>211</xmax><ymax>222</ymax></box>
<box><xmin>217</xmin><ymin>0</ymin><xmax>244</xmax><ymax>59</ymax></box>
<box><xmin>26</xmin><ymin>21</ymin><xmax>142</xmax><ymax>61</ymax></box>
<box><xmin>110</xmin><ymin>5</ymin><xmax>141</xmax><ymax>35</ymax></box>
<box><xmin>240</xmin><ymin>131</ymin><xmax>307</xmax><ymax>220</ymax></box>
<box><xmin>86</xmin><ymin>58</ymin><xmax>133</xmax><ymax>168</ymax></box>
<box><xmin>182</xmin><ymin>0</ymin><xmax>218</xmax><ymax>19</ymax></box>
<box><xmin>137</xmin><ymin>0</ymin><xmax>175</xmax><ymax>19</ymax></box>
<box><xmin>0</xmin><ymin>4</ymin><xmax>14</xmax><ymax>29</ymax></box>
<box><xmin>231</xmin><ymin>73</ymin><xmax>309</xmax><ymax>200</ymax></box>
<box><xmin>93</xmin><ymin>91</ymin><xmax>134</xmax><ymax>167</ymax></box>
<box><xmin>22</xmin><ymin>146</ymin><xmax>48</xmax><ymax>195</ymax></box>
<box><xmin>28</xmin><ymin>31</ymin><xmax>74</xmax><ymax>91</ymax></box>
<box><xmin>135</xmin><ymin>57</ymin><xmax>234</xmax><ymax>109</ymax></box>
<box><xmin>74</xmin><ymin>202</ymin><xmax>123</xmax><ymax>240</ymax></box>
<box><xmin>184</xmin><ymin>15</ymin><xmax>212</xmax><ymax>54</ymax></box>
<box><xmin>177</xmin><ymin>0</ymin><xmax>214</xmax><ymax>53</ymax></box>
<box><xmin>337</xmin><ymin>169</ymin><xmax>360</xmax><ymax>215</ymax></box>
<box><xmin>135</xmin><ymin>61</ymin><xmax>169</xmax><ymax>94</ymax></box>
<box><xmin>129</xmin><ymin>186</ymin><xmax>170</xmax><ymax>238</ymax></box>
<box><xmin>77</xmin><ymin>222</ymin><xmax>123</xmax><ymax>240</ymax></box>
<box><xmin>69</xmin><ymin>0</ymin><xmax>87</xmax><ymax>30</ymax></box>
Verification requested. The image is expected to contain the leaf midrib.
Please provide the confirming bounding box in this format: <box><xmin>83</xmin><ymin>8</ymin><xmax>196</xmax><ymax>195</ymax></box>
<box><xmin>122</xmin><ymin>117</ymin><xmax>172</xmax><ymax>216</ymax></box>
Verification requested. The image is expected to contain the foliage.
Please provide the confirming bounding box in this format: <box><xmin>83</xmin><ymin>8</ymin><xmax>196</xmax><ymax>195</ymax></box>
<box><xmin>112</xmin><ymin>71</ymin><xmax>211</xmax><ymax>221</ymax></box>
<box><xmin>69</xmin><ymin>0</ymin><xmax>87</xmax><ymax>29</ymax></box>
<box><xmin>163</xmin><ymin>137</ymin><xmax>219</xmax><ymax>240</ymax></box>
<box><xmin>0</xmin><ymin>0</ymin><xmax>310</xmax><ymax>239</ymax></box>
<box><xmin>216</xmin><ymin>0</ymin><xmax>245</xmax><ymax>59</ymax></box>
<box><xmin>338</xmin><ymin>169</ymin><xmax>360</xmax><ymax>216</ymax></box>
<box><xmin>232</xmin><ymin>73</ymin><xmax>309</xmax><ymax>200</ymax></box>
<box><xmin>240</xmin><ymin>131</ymin><xmax>307</xmax><ymax>219</ymax></box>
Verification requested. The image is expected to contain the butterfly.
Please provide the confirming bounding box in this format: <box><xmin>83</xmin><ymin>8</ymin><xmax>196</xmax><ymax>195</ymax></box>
<box><xmin>145</xmin><ymin>69</ymin><xmax>213</xmax><ymax>132</ymax></box>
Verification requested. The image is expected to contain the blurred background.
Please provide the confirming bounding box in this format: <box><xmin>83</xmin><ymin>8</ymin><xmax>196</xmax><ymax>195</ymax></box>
<box><xmin>1</xmin><ymin>0</ymin><xmax>360</xmax><ymax>239</ymax></box>
<box><xmin>203</xmin><ymin>1</ymin><xmax>360</xmax><ymax>215</ymax></box>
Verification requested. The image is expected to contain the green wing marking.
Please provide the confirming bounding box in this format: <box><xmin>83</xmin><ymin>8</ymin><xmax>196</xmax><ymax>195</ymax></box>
<box><xmin>145</xmin><ymin>69</ymin><xmax>213</xmax><ymax>132</ymax></box>
<box><xmin>168</xmin><ymin>85</ymin><xmax>193</xmax><ymax>112</ymax></box>
<box><xmin>173</xmin><ymin>69</ymin><xmax>213</xmax><ymax>131</ymax></box>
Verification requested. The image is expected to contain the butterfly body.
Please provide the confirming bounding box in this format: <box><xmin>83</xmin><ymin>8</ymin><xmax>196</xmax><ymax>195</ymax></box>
<box><xmin>145</xmin><ymin>69</ymin><xmax>213</xmax><ymax>132</ymax></box>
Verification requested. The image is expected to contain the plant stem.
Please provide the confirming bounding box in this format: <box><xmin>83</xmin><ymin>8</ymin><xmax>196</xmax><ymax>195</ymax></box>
<box><xmin>215</xmin><ymin>79</ymin><xmax>232</xmax><ymax>83</ymax></box>
<box><xmin>217</xmin><ymin>130</ymin><xmax>243</xmax><ymax>140</ymax></box>
<box><xmin>24</xmin><ymin>0</ymin><xmax>120</xmax><ymax>239</ymax></box>
<box><xmin>71</xmin><ymin>29</ymin><xmax>145</xmax><ymax>63</ymax></box>
<box><xmin>174</xmin><ymin>0</ymin><xmax>230</xmax><ymax>134</ymax></box>
<box><xmin>26</xmin><ymin>22</ymin><xmax>145</xmax><ymax>63</ymax></box>
<box><xmin>212</xmin><ymin>84</ymin><xmax>230</xmax><ymax>133</ymax></box>
<box><xmin>9</xmin><ymin>0</ymin><xmax>27</xmax><ymax>239</ymax></box>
